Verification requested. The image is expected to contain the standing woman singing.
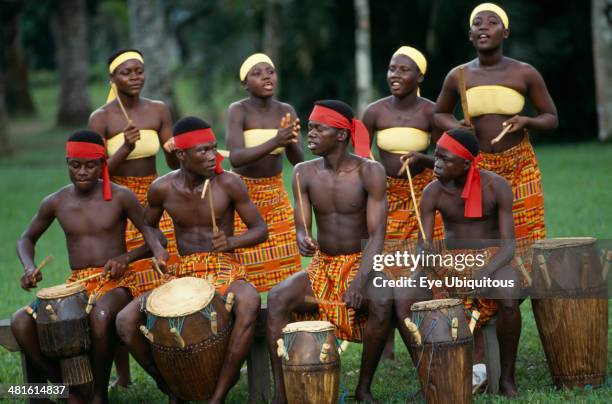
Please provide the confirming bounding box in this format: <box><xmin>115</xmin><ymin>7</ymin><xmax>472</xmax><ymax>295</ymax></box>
<box><xmin>226</xmin><ymin>53</ymin><xmax>304</xmax><ymax>292</ymax></box>
<box><xmin>433</xmin><ymin>3</ymin><xmax>558</xmax><ymax>396</ymax></box>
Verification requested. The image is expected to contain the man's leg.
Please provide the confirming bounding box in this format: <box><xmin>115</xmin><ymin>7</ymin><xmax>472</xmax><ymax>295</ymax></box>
<box><xmin>267</xmin><ymin>271</ymin><xmax>318</xmax><ymax>404</ymax></box>
<box><xmin>89</xmin><ymin>288</ymin><xmax>132</xmax><ymax>404</ymax></box>
<box><xmin>355</xmin><ymin>272</ymin><xmax>394</xmax><ymax>402</ymax></box>
<box><xmin>209</xmin><ymin>280</ymin><xmax>260</xmax><ymax>404</ymax></box>
<box><xmin>111</xmin><ymin>345</ymin><xmax>131</xmax><ymax>387</ymax></box>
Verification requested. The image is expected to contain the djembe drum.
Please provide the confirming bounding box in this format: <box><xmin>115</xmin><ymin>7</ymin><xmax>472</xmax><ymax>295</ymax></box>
<box><xmin>531</xmin><ymin>237</ymin><xmax>608</xmax><ymax>388</ymax></box>
<box><xmin>408</xmin><ymin>298</ymin><xmax>472</xmax><ymax>404</ymax></box>
<box><xmin>34</xmin><ymin>283</ymin><xmax>93</xmax><ymax>385</ymax></box>
<box><xmin>140</xmin><ymin>277</ymin><xmax>234</xmax><ymax>400</ymax></box>
<box><xmin>277</xmin><ymin>320</ymin><xmax>340</xmax><ymax>404</ymax></box>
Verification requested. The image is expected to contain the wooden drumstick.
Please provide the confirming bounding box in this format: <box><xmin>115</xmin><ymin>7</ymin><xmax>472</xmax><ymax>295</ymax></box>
<box><xmin>139</xmin><ymin>325</ymin><xmax>154</xmax><ymax>343</ymax></box>
<box><xmin>295</xmin><ymin>173</ymin><xmax>310</xmax><ymax>239</ymax></box>
<box><xmin>404</xmin><ymin>318</ymin><xmax>422</xmax><ymax>346</ymax></box>
<box><xmin>169</xmin><ymin>327</ymin><xmax>185</xmax><ymax>348</ymax></box>
<box><xmin>205</xmin><ymin>179</ymin><xmax>218</xmax><ymax>233</ymax></box>
<box><xmin>304</xmin><ymin>295</ymin><xmax>346</xmax><ymax>306</ymax></box>
<box><xmin>398</xmin><ymin>158</ymin><xmax>426</xmax><ymax>242</ymax></box>
<box><xmin>66</xmin><ymin>272</ymin><xmax>102</xmax><ymax>287</ymax></box>
<box><xmin>515</xmin><ymin>256</ymin><xmax>532</xmax><ymax>286</ymax></box>
<box><xmin>319</xmin><ymin>342</ymin><xmax>330</xmax><ymax>362</ymax></box>
<box><xmin>469</xmin><ymin>310</ymin><xmax>480</xmax><ymax>333</ymax></box>
<box><xmin>491</xmin><ymin>123</ymin><xmax>513</xmax><ymax>145</ymax></box>
<box><xmin>458</xmin><ymin>65</ymin><xmax>471</xmax><ymax>127</ymax></box>
<box><xmin>151</xmin><ymin>257</ymin><xmax>164</xmax><ymax>277</ymax></box>
<box><xmin>225</xmin><ymin>292</ymin><xmax>235</xmax><ymax>312</ymax></box>
<box><xmin>200</xmin><ymin>178</ymin><xmax>209</xmax><ymax>199</ymax></box>
<box><xmin>30</xmin><ymin>255</ymin><xmax>54</xmax><ymax>281</ymax></box>
<box><xmin>536</xmin><ymin>254</ymin><xmax>552</xmax><ymax>289</ymax></box>
<box><xmin>451</xmin><ymin>317</ymin><xmax>458</xmax><ymax>341</ymax></box>
<box><xmin>111</xmin><ymin>83</ymin><xmax>133</xmax><ymax>126</ymax></box>
<box><xmin>602</xmin><ymin>251</ymin><xmax>612</xmax><ymax>280</ymax></box>
<box><xmin>338</xmin><ymin>340</ymin><xmax>350</xmax><ymax>354</ymax></box>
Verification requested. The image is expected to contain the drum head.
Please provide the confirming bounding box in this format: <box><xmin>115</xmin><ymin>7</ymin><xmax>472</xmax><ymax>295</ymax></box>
<box><xmin>37</xmin><ymin>283</ymin><xmax>86</xmax><ymax>299</ymax></box>
<box><xmin>411</xmin><ymin>298</ymin><xmax>463</xmax><ymax>312</ymax></box>
<box><xmin>533</xmin><ymin>237</ymin><xmax>596</xmax><ymax>250</ymax></box>
<box><xmin>282</xmin><ymin>320</ymin><xmax>334</xmax><ymax>334</ymax></box>
<box><xmin>147</xmin><ymin>276</ymin><xmax>215</xmax><ymax>317</ymax></box>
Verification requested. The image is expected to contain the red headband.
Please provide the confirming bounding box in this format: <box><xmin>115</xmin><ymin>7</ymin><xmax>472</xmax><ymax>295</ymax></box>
<box><xmin>66</xmin><ymin>141</ymin><xmax>112</xmax><ymax>201</ymax></box>
<box><xmin>436</xmin><ymin>133</ymin><xmax>482</xmax><ymax>218</ymax></box>
<box><xmin>308</xmin><ymin>105</ymin><xmax>371</xmax><ymax>158</ymax></box>
<box><xmin>174</xmin><ymin>128</ymin><xmax>224</xmax><ymax>174</ymax></box>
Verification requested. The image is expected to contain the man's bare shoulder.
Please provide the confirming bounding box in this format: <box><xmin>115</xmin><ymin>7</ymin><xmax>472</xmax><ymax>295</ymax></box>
<box><xmin>43</xmin><ymin>185</ymin><xmax>74</xmax><ymax>208</ymax></box>
<box><xmin>359</xmin><ymin>157</ymin><xmax>385</xmax><ymax>177</ymax></box>
<box><xmin>150</xmin><ymin>170</ymin><xmax>180</xmax><ymax>192</ymax></box>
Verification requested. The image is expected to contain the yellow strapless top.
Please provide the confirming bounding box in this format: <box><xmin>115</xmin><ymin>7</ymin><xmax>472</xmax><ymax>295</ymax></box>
<box><xmin>376</xmin><ymin>127</ymin><xmax>430</xmax><ymax>154</ymax></box>
<box><xmin>466</xmin><ymin>85</ymin><xmax>525</xmax><ymax>117</ymax></box>
<box><xmin>244</xmin><ymin>129</ymin><xmax>284</xmax><ymax>155</ymax></box>
<box><xmin>106</xmin><ymin>129</ymin><xmax>160</xmax><ymax>160</ymax></box>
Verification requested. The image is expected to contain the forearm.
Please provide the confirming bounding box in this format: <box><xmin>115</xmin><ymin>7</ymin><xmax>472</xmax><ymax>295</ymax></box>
<box><xmin>525</xmin><ymin>114</ymin><xmax>558</xmax><ymax>132</ymax></box>
<box><xmin>433</xmin><ymin>113</ymin><xmax>460</xmax><ymax>132</ymax></box>
<box><xmin>357</xmin><ymin>228</ymin><xmax>385</xmax><ymax>276</ymax></box>
<box><xmin>228</xmin><ymin>226</ymin><xmax>268</xmax><ymax>250</ymax></box>
<box><xmin>483</xmin><ymin>240</ymin><xmax>516</xmax><ymax>276</ymax></box>
<box><xmin>16</xmin><ymin>238</ymin><xmax>36</xmax><ymax>271</ymax></box>
<box><xmin>229</xmin><ymin>141</ymin><xmax>280</xmax><ymax>167</ymax></box>
<box><xmin>108</xmin><ymin>144</ymin><xmax>133</xmax><ymax>174</ymax></box>
<box><xmin>285</xmin><ymin>141</ymin><xmax>304</xmax><ymax>166</ymax></box>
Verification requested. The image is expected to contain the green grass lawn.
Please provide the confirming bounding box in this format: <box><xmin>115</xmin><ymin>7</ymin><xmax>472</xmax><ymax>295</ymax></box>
<box><xmin>0</xmin><ymin>79</ymin><xmax>610</xmax><ymax>402</ymax></box>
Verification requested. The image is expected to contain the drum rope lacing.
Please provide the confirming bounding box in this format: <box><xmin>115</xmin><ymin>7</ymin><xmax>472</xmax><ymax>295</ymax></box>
<box><xmin>168</xmin><ymin>317</ymin><xmax>186</xmax><ymax>335</ymax></box>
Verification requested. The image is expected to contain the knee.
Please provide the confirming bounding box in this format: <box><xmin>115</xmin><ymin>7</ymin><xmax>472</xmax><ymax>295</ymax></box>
<box><xmin>235</xmin><ymin>285</ymin><xmax>260</xmax><ymax>320</ymax></box>
<box><xmin>90</xmin><ymin>305</ymin><xmax>116</xmax><ymax>337</ymax></box>
<box><xmin>115</xmin><ymin>305</ymin><xmax>141</xmax><ymax>344</ymax></box>
<box><xmin>10</xmin><ymin>309</ymin><xmax>33</xmax><ymax>339</ymax></box>
<box><xmin>267</xmin><ymin>285</ymin><xmax>292</xmax><ymax>317</ymax></box>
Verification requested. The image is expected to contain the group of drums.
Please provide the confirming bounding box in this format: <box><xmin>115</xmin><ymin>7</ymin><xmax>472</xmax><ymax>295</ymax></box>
<box><xmin>28</xmin><ymin>237</ymin><xmax>609</xmax><ymax>403</ymax></box>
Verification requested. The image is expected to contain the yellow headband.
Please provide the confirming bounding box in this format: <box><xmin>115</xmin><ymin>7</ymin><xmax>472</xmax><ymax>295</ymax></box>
<box><xmin>470</xmin><ymin>3</ymin><xmax>509</xmax><ymax>29</ymax></box>
<box><xmin>106</xmin><ymin>51</ymin><xmax>144</xmax><ymax>104</ymax></box>
<box><xmin>392</xmin><ymin>46</ymin><xmax>427</xmax><ymax>75</ymax></box>
<box><xmin>239</xmin><ymin>53</ymin><xmax>275</xmax><ymax>81</ymax></box>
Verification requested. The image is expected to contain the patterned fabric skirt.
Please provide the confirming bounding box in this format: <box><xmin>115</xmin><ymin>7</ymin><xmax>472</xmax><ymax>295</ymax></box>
<box><xmin>113</xmin><ymin>174</ymin><xmax>178</xmax><ymax>295</ymax></box>
<box><xmin>300</xmin><ymin>251</ymin><xmax>367</xmax><ymax>342</ymax></box>
<box><xmin>233</xmin><ymin>174</ymin><xmax>301</xmax><ymax>292</ymax></box>
<box><xmin>477</xmin><ymin>134</ymin><xmax>546</xmax><ymax>276</ymax></box>
<box><xmin>385</xmin><ymin>170</ymin><xmax>444</xmax><ymax>241</ymax></box>
<box><xmin>65</xmin><ymin>267</ymin><xmax>138</xmax><ymax>299</ymax></box>
<box><xmin>176</xmin><ymin>252</ymin><xmax>247</xmax><ymax>295</ymax></box>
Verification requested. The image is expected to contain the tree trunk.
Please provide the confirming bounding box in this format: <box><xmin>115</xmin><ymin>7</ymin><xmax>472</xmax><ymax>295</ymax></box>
<box><xmin>2</xmin><ymin>2</ymin><xmax>36</xmax><ymax>116</ymax></box>
<box><xmin>53</xmin><ymin>0</ymin><xmax>92</xmax><ymax>126</ymax></box>
<box><xmin>354</xmin><ymin>0</ymin><xmax>372</xmax><ymax>116</ymax></box>
<box><xmin>592</xmin><ymin>0</ymin><xmax>612</xmax><ymax>141</ymax></box>
<box><xmin>0</xmin><ymin>70</ymin><xmax>12</xmax><ymax>155</ymax></box>
<box><xmin>128</xmin><ymin>0</ymin><xmax>180</xmax><ymax>119</ymax></box>
<box><xmin>263</xmin><ymin>0</ymin><xmax>282</xmax><ymax>93</ymax></box>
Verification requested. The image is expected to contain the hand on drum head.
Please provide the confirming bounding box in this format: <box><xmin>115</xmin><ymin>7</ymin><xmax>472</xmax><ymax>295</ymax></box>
<box><xmin>343</xmin><ymin>272</ymin><xmax>365</xmax><ymax>311</ymax></box>
<box><xmin>20</xmin><ymin>267</ymin><xmax>42</xmax><ymax>291</ymax></box>
<box><xmin>212</xmin><ymin>230</ymin><xmax>233</xmax><ymax>252</ymax></box>
<box><xmin>103</xmin><ymin>254</ymin><xmax>129</xmax><ymax>279</ymax></box>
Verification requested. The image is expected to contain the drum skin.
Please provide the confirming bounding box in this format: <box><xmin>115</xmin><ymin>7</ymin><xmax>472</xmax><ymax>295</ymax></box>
<box><xmin>149</xmin><ymin>293</ymin><xmax>232</xmax><ymax>401</ymax></box>
<box><xmin>532</xmin><ymin>238</ymin><xmax>608</xmax><ymax>388</ymax></box>
<box><xmin>282</xmin><ymin>324</ymin><xmax>339</xmax><ymax>404</ymax></box>
<box><xmin>410</xmin><ymin>299</ymin><xmax>472</xmax><ymax>404</ymax></box>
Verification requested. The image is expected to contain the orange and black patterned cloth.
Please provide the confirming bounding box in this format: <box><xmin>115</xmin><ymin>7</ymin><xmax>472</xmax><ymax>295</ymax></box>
<box><xmin>65</xmin><ymin>267</ymin><xmax>138</xmax><ymax>299</ymax></box>
<box><xmin>302</xmin><ymin>251</ymin><xmax>367</xmax><ymax>342</ymax></box>
<box><xmin>175</xmin><ymin>252</ymin><xmax>247</xmax><ymax>295</ymax></box>
<box><xmin>428</xmin><ymin>247</ymin><xmax>499</xmax><ymax>329</ymax></box>
<box><xmin>477</xmin><ymin>134</ymin><xmax>546</xmax><ymax>276</ymax></box>
<box><xmin>233</xmin><ymin>174</ymin><xmax>301</xmax><ymax>292</ymax></box>
<box><xmin>385</xmin><ymin>170</ymin><xmax>444</xmax><ymax>240</ymax></box>
<box><xmin>112</xmin><ymin>174</ymin><xmax>178</xmax><ymax>294</ymax></box>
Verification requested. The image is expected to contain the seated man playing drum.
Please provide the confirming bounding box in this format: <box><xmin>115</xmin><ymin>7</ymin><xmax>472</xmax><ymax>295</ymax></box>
<box><xmin>266</xmin><ymin>100</ymin><xmax>391</xmax><ymax>403</ymax></box>
<box><xmin>11</xmin><ymin>130</ymin><xmax>168</xmax><ymax>404</ymax></box>
<box><xmin>115</xmin><ymin>116</ymin><xmax>268</xmax><ymax>404</ymax></box>
<box><xmin>415</xmin><ymin>128</ymin><xmax>521</xmax><ymax>396</ymax></box>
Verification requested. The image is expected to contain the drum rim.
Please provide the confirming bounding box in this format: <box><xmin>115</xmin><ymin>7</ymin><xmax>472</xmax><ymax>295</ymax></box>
<box><xmin>36</xmin><ymin>282</ymin><xmax>87</xmax><ymax>299</ymax></box>
<box><xmin>282</xmin><ymin>320</ymin><xmax>335</xmax><ymax>334</ymax></box>
<box><xmin>533</xmin><ymin>237</ymin><xmax>597</xmax><ymax>249</ymax></box>
<box><xmin>147</xmin><ymin>276</ymin><xmax>215</xmax><ymax>317</ymax></box>
<box><xmin>411</xmin><ymin>298</ymin><xmax>463</xmax><ymax>311</ymax></box>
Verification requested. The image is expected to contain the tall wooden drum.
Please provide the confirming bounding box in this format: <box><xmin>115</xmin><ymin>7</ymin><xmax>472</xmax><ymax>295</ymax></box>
<box><xmin>278</xmin><ymin>320</ymin><xmax>340</xmax><ymax>404</ymax></box>
<box><xmin>142</xmin><ymin>277</ymin><xmax>233</xmax><ymax>400</ymax></box>
<box><xmin>409</xmin><ymin>298</ymin><xmax>472</xmax><ymax>404</ymax></box>
<box><xmin>531</xmin><ymin>237</ymin><xmax>608</xmax><ymax>388</ymax></box>
<box><xmin>35</xmin><ymin>283</ymin><xmax>93</xmax><ymax>385</ymax></box>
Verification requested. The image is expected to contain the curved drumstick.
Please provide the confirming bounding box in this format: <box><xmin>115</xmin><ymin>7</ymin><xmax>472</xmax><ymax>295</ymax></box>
<box><xmin>397</xmin><ymin>158</ymin><xmax>426</xmax><ymax>241</ymax></box>
<box><xmin>66</xmin><ymin>272</ymin><xmax>102</xmax><ymax>287</ymax></box>
<box><xmin>151</xmin><ymin>257</ymin><xmax>164</xmax><ymax>277</ymax></box>
<box><xmin>295</xmin><ymin>173</ymin><xmax>310</xmax><ymax>239</ymax></box>
<box><xmin>203</xmin><ymin>179</ymin><xmax>218</xmax><ymax>232</ymax></box>
<box><xmin>30</xmin><ymin>255</ymin><xmax>54</xmax><ymax>281</ymax></box>
<box><xmin>111</xmin><ymin>83</ymin><xmax>133</xmax><ymax>126</ymax></box>
<box><xmin>458</xmin><ymin>65</ymin><xmax>471</xmax><ymax>127</ymax></box>
<box><xmin>491</xmin><ymin>123</ymin><xmax>513</xmax><ymax>145</ymax></box>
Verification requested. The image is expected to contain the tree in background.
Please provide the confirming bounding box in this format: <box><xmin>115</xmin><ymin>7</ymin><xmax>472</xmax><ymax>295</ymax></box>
<box><xmin>1</xmin><ymin>0</ymin><xmax>36</xmax><ymax>117</ymax></box>
<box><xmin>592</xmin><ymin>0</ymin><xmax>612</xmax><ymax>141</ymax></box>
<box><xmin>128</xmin><ymin>0</ymin><xmax>180</xmax><ymax>118</ymax></box>
<box><xmin>0</xmin><ymin>70</ymin><xmax>11</xmax><ymax>155</ymax></box>
<box><xmin>263</xmin><ymin>0</ymin><xmax>282</xmax><ymax>93</ymax></box>
<box><xmin>52</xmin><ymin>0</ymin><xmax>92</xmax><ymax>125</ymax></box>
<box><xmin>354</xmin><ymin>0</ymin><xmax>372</xmax><ymax>115</ymax></box>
